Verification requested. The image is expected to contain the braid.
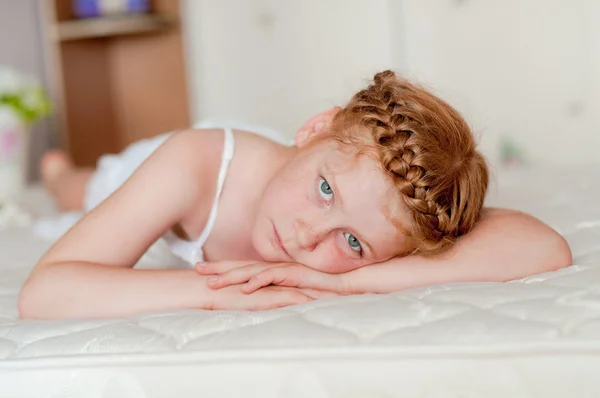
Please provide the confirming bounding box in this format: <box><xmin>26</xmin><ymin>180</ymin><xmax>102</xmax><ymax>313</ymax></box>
<box><xmin>330</xmin><ymin>70</ymin><xmax>488</xmax><ymax>255</ymax></box>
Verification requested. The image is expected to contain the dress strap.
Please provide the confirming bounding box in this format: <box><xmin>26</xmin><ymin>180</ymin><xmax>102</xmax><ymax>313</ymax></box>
<box><xmin>195</xmin><ymin>128</ymin><xmax>235</xmax><ymax>248</ymax></box>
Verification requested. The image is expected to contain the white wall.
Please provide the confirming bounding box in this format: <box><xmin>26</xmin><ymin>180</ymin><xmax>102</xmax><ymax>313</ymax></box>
<box><xmin>398</xmin><ymin>0</ymin><xmax>600</xmax><ymax>166</ymax></box>
<box><xmin>182</xmin><ymin>0</ymin><xmax>394</xmax><ymax>139</ymax></box>
<box><xmin>182</xmin><ymin>0</ymin><xmax>600</xmax><ymax>166</ymax></box>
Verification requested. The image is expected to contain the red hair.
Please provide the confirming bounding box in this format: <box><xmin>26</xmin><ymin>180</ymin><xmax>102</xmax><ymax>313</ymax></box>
<box><xmin>326</xmin><ymin>71</ymin><xmax>488</xmax><ymax>255</ymax></box>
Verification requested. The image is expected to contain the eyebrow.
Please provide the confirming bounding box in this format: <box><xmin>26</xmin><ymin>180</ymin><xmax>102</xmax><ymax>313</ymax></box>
<box><xmin>328</xmin><ymin>172</ymin><xmax>378</xmax><ymax>261</ymax></box>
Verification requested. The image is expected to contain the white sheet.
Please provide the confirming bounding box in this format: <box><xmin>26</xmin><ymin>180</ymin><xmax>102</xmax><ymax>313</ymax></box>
<box><xmin>0</xmin><ymin>167</ymin><xmax>599</xmax><ymax>397</ymax></box>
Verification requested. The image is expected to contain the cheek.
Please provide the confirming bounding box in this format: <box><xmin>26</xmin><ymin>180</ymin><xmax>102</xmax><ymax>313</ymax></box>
<box><xmin>264</xmin><ymin>177</ymin><xmax>313</xmax><ymax>216</ymax></box>
<box><xmin>299</xmin><ymin>243</ymin><xmax>362</xmax><ymax>273</ymax></box>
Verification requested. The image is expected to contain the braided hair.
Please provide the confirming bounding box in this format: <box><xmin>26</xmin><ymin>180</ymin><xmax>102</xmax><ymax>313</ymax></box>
<box><xmin>327</xmin><ymin>71</ymin><xmax>489</xmax><ymax>255</ymax></box>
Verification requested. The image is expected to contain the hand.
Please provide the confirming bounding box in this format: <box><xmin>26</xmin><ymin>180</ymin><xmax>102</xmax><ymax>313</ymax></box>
<box><xmin>197</xmin><ymin>261</ymin><xmax>350</xmax><ymax>294</ymax></box>
<box><xmin>207</xmin><ymin>284</ymin><xmax>335</xmax><ymax>311</ymax></box>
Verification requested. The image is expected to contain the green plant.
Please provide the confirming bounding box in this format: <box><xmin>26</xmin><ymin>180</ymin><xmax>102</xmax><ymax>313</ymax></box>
<box><xmin>0</xmin><ymin>66</ymin><xmax>51</xmax><ymax>125</ymax></box>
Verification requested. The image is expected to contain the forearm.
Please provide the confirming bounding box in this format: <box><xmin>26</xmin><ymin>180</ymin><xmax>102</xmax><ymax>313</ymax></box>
<box><xmin>345</xmin><ymin>252</ymin><xmax>509</xmax><ymax>294</ymax></box>
<box><xmin>345</xmin><ymin>208</ymin><xmax>572</xmax><ymax>294</ymax></box>
<box><xmin>19</xmin><ymin>263</ymin><xmax>212</xmax><ymax>319</ymax></box>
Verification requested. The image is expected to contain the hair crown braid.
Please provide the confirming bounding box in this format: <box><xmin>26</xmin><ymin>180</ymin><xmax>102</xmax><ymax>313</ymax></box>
<box><xmin>330</xmin><ymin>70</ymin><xmax>489</xmax><ymax>255</ymax></box>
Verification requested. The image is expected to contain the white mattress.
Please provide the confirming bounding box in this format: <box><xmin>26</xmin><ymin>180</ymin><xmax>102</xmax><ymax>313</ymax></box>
<box><xmin>1</xmin><ymin>166</ymin><xmax>600</xmax><ymax>397</ymax></box>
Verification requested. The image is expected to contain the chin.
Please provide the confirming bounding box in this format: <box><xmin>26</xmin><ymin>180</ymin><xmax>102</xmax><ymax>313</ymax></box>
<box><xmin>251</xmin><ymin>233</ymin><xmax>276</xmax><ymax>262</ymax></box>
<box><xmin>260</xmin><ymin>243</ymin><xmax>291</xmax><ymax>263</ymax></box>
<box><xmin>258</xmin><ymin>250</ymin><xmax>277</xmax><ymax>262</ymax></box>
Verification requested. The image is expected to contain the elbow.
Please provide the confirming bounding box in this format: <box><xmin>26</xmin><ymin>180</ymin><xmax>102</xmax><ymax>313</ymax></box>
<box><xmin>495</xmin><ymin>210</ymin><xmax>572</xmax><ymax>279</ymax></box>
<box><xmin>523</xmin><ymin>214</ymin><xmax>572</xmax><ymax>275</ymax></box>
<box><xmin>543</xmin><ymin>230</ymin><xmax>572</xmax><ymax>272</ymax></box>
<box><xmin>18</xmin><ymin>275</ymin><xmax>46</xmax><ymax>319</ymax></box>
<box><xmin>18</xmin><ymin>278</ymin><xmax>39</xmax><ymax>319</ymax></box>
<box><xmin>18</xmin><ymin>265</ymin><xmax>57</xmax><ymax>319</ymax></box>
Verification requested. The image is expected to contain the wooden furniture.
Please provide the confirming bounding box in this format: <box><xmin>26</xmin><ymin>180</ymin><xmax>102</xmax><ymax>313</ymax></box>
<box><xmin>42</xmin><ymin>0</ymin><xmax>190</xmax><ymax>166</ymax></box>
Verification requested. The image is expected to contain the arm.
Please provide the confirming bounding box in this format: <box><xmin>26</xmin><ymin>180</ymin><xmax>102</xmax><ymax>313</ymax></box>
<box><xmin>19</xmin><ymin>264</ymin><xmax>317</xmax><ymax>318</ymax></box>
<box><xmin>199</xmin><ymin>208</ymin><xmax>572</xmax><ymax>295</ymax></box>
<box><xmin>20</xmin><ymin>265</ymin><xmax>212</xmax><ymax>319</ymax></box>
<box><xmin>20</xmin><ymin>130</ymin><xmax>318</xmax><ymax>319</ymax></box>
<box><xmin>342</xmin><ymin>208</ymin><xmax>572</xmax><ymax>293</ymax></box>
<box><xmin>19</xmin><ymin>130</ymin><xmax>220</xmax><ymax>318</ymax></box>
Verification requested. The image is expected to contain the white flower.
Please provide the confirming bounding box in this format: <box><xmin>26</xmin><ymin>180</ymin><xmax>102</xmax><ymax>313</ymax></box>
<box><xmin>21</xmin><ymin>86</ymin><xmax>44</xmax><ymax>110</ymax></box>
<box><xmin>0</xmin><ymin>106</ymin><xmax>20</xmax><ymax>129</ymax></box>
<box><xmin>0</xmin><ymin>65</ymin><xmax>50</xmax><ymax>124</ymax></box>
<box><xmin>0</xmin><ymin>67</ymin><xmax>25</xmax><ymax>95</ymax></box>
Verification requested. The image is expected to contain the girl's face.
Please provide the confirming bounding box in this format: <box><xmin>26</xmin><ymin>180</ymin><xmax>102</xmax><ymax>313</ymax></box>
<box><xmin>252</xmin><ymin>139</ymin><xmax>413</xmax><ymax>273</ymax></box>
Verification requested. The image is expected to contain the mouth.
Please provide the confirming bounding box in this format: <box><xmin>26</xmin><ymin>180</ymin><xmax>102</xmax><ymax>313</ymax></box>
<box><xmin>272</xmin><ymin>223</ymin><xmax>292</xmax><ymax>259</ymax></box>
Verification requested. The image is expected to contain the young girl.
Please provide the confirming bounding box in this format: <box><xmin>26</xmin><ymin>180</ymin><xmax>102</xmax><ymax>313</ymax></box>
<box><xmin>19</xmin><ymin>71</ymin><xmax>571</xmax><ymax>319</ymax></box>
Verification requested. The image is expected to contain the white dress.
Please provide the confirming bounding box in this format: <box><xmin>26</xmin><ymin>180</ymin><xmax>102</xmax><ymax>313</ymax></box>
<box><xmin>35</xmin><ymin>129</ymin><xmax>236</xmax><ymax>268</ymax></box>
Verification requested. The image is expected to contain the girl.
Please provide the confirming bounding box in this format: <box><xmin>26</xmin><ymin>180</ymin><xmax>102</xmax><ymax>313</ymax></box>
<box><xmin>19</xmin><ymin>71</ymin><xmax>571</xmax><ymax>319</ymax></box>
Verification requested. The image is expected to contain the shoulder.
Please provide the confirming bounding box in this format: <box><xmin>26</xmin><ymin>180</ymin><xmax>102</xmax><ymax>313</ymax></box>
<box><xmin>162</xmin><ymin>128</ymin><xmax>225</xmax><ymax>163</ymax></box>
<box><xmin>164</xmin><ymin>128</ymin><xmax>285</xmax><ymax>160</ymax></box>
<box><xmin>155</xmin><ymin>127</ymin><xmax>287</xmax><ymax>187</ymax></box>
<box><xmin>159</xmin><ymin>128</ymin><xmax>290</xmax><ymax>183</ymax></box>
<box><xmin>152</xmin><ymin>129</ymin><xmax>230</xmax><ymax>184</ymax></box>
<box><xmin>230</xmin><ymin>128</ymin><xmax>290</xmax><ymax>163</ymax></box>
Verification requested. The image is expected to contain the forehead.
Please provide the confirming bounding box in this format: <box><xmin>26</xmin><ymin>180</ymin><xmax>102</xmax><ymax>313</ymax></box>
<box><xmin>322</xmin><ymin>145</ymin><xmax>412</xmax><ymax>260</ymax></box>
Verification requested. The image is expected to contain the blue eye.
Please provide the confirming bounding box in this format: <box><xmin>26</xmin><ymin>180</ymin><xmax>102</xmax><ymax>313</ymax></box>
<box><xmin>344</xmin><ymin>232</ymin><xmax>362</xmax><ymax>253</ymax></box>
<box><xmin>318</xmin><ymin>177</ymin><xmax>333</xmax><ymax>201</ymax></box>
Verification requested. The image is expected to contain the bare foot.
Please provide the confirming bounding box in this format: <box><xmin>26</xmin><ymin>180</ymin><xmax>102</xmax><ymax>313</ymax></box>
<box><xmin>40</xmin><ymin>150</ymin><xmax>72</xmax><ymax>194</ymax></box>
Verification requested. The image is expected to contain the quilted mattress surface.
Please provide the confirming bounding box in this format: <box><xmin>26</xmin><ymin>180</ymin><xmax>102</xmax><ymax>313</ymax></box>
<box><xmin>1</xmin><ymin>166</ymin><xmax>600</xmax><ymax>397</ymax></box>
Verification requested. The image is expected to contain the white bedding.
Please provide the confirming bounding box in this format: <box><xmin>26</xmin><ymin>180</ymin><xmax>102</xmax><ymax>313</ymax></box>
<box><xmin>1</xmin><ymin>166</ymin><xmax>600</xmax><ymax>397</ymax></box>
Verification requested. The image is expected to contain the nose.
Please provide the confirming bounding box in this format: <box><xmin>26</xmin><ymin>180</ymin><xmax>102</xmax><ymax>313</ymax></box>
<box><xmin>294</xmin><ymin>220</ymin><xmax>321</xmax><ymax>251</ymax></box>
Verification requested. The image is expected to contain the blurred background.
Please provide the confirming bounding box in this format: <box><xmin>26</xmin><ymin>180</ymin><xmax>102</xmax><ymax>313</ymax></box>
<box><xmin>0</xmin><ymin>0</ymin><xmax>599</xmax><ymax>199</ymax></box>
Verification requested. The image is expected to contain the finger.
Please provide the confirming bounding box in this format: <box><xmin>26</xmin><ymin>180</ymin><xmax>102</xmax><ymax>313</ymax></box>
<box><xmin>241</xmin><ymin>267</ymin><xmax>302</xmax><ymax>293</ymax></box>
<box><xmin>196</xmin><ymin>260</ymin><xmax>254</xmax><ymax>275</ymax></box>
<box><xmin>243</xmin><ymin>267</ymin><xmax>343</xmax><ymax>293</ymax></box>
<box><xmin>207</xmin><ymin>264</ymin><xmax>271</xmax><ymax>289</ymax></box>
<box><xmin>296</xmin><ymin>271</ymin><xmax>344</xmax><ymax>292</ymax></box>
<box><xmin>298</xmin><ymin>288</ymin><xmax>342</xmax><ymax>299</ymax></box>
<box><xmin>253</xmin><ymin>290</ymin><xmax>313</xmax><ymax>310</ymax></box>
<box><xmin>273</xmin><ymin>290</ymin><xmax>314</xmax><ymax>308</ymax></box>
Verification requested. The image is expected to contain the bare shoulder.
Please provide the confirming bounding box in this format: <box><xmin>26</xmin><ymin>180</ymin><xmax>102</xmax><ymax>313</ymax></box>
<box><xmin>162</xmin><ymin>128</ymin><xmax>228</xmax><ymax>170</ymax></box>
<box><xmin>167</xmin><ymin>128</ymin><xmax>285</xmax><ymax>164</ymax></box>
<box><xmin>156</xmin><ymin>128</ymin><xmax>288</xmax><ymax>195</ymax></box>
<box><xmin>232</xmin><ymin>129</ymin><xmax>288</xmax><ymax>154</ymax></box>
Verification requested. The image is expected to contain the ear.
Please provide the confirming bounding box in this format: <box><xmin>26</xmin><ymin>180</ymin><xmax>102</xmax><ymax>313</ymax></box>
<box><xmin>294</xmin><ymin>106</ymin><xmax>341</xmax><ymax>148</ymax></box>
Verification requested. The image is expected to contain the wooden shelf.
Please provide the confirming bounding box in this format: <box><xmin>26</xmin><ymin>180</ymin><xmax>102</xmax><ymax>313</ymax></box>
<box><xmin>44</xmin><ymin>0</ymin><xmax>190</xmax><ymax>166</ymax></box>
<box><xmin>55</xmin><ymin>14</ymin><xmax>173</xmax><ymax>42</ymax></box>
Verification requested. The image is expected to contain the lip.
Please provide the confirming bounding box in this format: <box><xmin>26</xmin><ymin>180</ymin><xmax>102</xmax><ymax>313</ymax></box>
<box><xmin>272</xmin><ymin>223</ymin><xmax>292</xmax><ymax>259</ymax></box>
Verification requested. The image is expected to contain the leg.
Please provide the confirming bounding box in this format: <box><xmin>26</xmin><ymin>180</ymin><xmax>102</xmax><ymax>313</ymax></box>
<box><xmin>40</xmin><ymin>151</ymin><xmax>94</xmax><ymax>212</ymax></box>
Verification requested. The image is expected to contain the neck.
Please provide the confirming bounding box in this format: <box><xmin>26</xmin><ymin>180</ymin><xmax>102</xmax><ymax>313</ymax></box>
<box><xmin>271</xmin><ymin>142</ymin><xmax>299</xmax><ymax>174</ymax></box>
<box><xmin>248</xmin><ymin>140</ymin><xmax>299</xmax><ymax>214</ymax></box>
